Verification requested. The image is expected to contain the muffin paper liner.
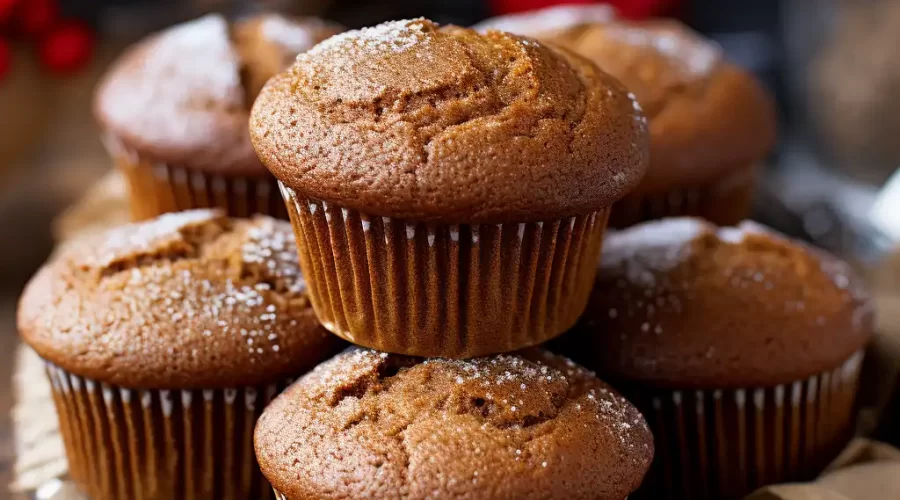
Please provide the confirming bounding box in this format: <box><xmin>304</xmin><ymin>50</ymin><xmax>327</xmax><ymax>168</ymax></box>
<box><xmin>101</xmin><ymin>132</ymin><xmax>287</xmax><ymax>221</ymax></box>
<box><xmin>610</xmin><ymin>165</ymin><xmax>757</xmax><ymax>229</ymax></box>
<box><xmin>45</xmin><ymin>362</ymin><xmax>290</xmax><ymax>500</ymax></box>
<box><xmin>280</xmin><ymin>184</ymin><xmax>610</xmax><ymax>358</ymax></box>
<box><xmin>629</xmin><ymin>350</ymin><xmax>864</xmax><ymax>500</ymax></box>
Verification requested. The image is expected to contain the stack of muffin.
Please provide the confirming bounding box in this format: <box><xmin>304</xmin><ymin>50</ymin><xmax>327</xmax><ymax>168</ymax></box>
<box><xmin>16</xmin><ymin>10</ymin><xmax>874</xmax><ymax>500</ymax></box>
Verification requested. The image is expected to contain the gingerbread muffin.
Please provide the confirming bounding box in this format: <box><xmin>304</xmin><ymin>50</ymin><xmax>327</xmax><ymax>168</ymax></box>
<box><xmin>514</xmin><ymin>19</ymin><xmax>776</xmax><ymax>227</ymax></box>
<box><xmin>255</xmin><ymin>347</ymin><xmax>653</xmax><ymax>500</ymax></box>
<box><xmin>18</xmin><ymin>210</ymin><xmax>345</xmax><ymax>500</ymax></box>
<box><xmin>94</xmin><ymin>13</ymin><xmax>342</xmax><ymax>221</ymax></box>
<box><xmin>250</xmin><ymin>18</ymin><xmax>649</xmax><ymax>357</ymax></box>
<box><xmin>554</xmin><ymin>218</ymin><xmax>874</xmax><ymax>500</ymax></box>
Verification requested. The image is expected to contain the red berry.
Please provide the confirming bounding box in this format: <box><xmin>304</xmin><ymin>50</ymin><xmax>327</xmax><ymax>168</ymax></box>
<box><xmin>609</xmin><ymin>0</ymin><xmax>679</xmax><ymax>19</ymax></box>
<box><xmin>0</xmin><ymin>0</ymin><xmax>19</xmax><ymax>25</ymax></box>
<box><xmin>0</xmin><ymin>38</ymin><xmax>10</xmax><ymax>81</ymax></box>
<box><xmin>39</xmin><ymin>21</ymin><xmax>94</xmax><ymax>74</ymax></box>
<box><xmin>18</xmin><ymin>0</ymin><xmax>58</xmax><ymax>37</ymax></box>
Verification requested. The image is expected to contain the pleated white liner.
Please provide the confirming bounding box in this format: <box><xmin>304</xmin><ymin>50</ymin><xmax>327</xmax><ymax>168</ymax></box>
<box><xmin>630</xmin><ymin>350</ymin><xmax>864</xmax><ymax>500</ymax></box>
<box><xmin>45</xmin><ymin>362</ymin><xmax>291</xmax><ymax>500</ymax></box>
<box><xmin>280</xmin><ymin>184</ymin><xmax>610</xmax><ymax>357</ymax></box>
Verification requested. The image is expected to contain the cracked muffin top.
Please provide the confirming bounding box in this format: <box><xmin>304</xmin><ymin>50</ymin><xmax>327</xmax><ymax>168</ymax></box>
<box><xmin>554</xmin><ymin>218</ymin><xmax>874</xmax><ymax>388</ymax></box>
<box><xmin>542</xmin><ymin>20</ymin><xmax>776</xmax><ymax>193</ymax></box>
<box><xmin>94</xmin><ymin>13</ymin><xmax>342</xmax><ymax>176</ymax></box>
<box><xmin>18</xmin><ymin>209</ymin><xmax>344</xmax><ymax>389</ymax></box>
<box><xmin>250</xmin><ymin>18</ymin><xmax>649</xmax><ymax>224</ymax></box>
<box><xmin>254</xmin><ymin>347</ymin><xmax>653</xmax><ymax>500</ymax></box>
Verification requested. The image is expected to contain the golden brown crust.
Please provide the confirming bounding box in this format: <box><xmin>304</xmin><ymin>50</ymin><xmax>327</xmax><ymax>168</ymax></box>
<box><xmin>255</xmin><ymin>347</ymin><xmax>653</xmax><ymax>500</ymax></box>
<box><xmin>251</xmin><ymin>19</ymin><xmax>649</xmax><ymax>223</ymax></box>
<box><xmin>94</xmin><ymin>14</ymin><xmax>342</xmax><ymax>177</ymax></box>
<box><xmin>18</xmin><ymin>210</ymin><xmax>345</xmax><ymax>389</ymax></box>
<box><xmin>556</xmin><ymin>218</ymin><xmax>874</xmax><ymax>388</ymax></box>
<box><xmin>544</xmin><ymin>20</ymin><xmax>777</xmax><ymax>194</ymax></box>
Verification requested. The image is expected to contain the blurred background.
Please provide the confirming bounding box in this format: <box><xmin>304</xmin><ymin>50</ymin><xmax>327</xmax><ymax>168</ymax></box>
<box><xmin>0</xmin><ymin>0</ymin><xmax>898</xmax><ymax>497</ymax></box>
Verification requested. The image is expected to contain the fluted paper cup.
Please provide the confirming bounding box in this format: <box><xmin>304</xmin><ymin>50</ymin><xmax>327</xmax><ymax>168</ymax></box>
<box><xmin>101</xmin><ymin>132</ymin><xmax>287</xmax><ymax>221</ymax></box>
<box><xmin>280</xmin><ymin>184</ymin><xmax>610</xmax><ymax>358</ymax></box>
<box><xmin>628</xmin><ymin>350</ymin><xmax>864</xmax><ymax>500</ymax></box>
<box><xmin>610</xmin><ymin>166</ymin><xmax>757</xmax><ymax>229</ymax></box>
<box><xmin>45</xmin><ymin>362</ymin><xmax>290</xmax><ymax>500</ymax></box>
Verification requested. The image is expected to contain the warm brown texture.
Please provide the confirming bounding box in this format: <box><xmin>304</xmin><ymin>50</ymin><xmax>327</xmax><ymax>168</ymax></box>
<box><xmin>94</xmin><ymin>13</ymin><xmax>342</xmax><ymax>177</ymax></box>
<box><xmin>557</xmin><ymin>218</ymin><xmax>874</xmax><ymax>388</ymax></box>
<box><xmin>255</xmin><ymin>347</ymin><xmax>653</xmax><ymax>500</ymax></box>
<box><xmin>627</xmin><ymin>352</ymin><xmax>863</xmax><ymax>500</ymax></box>
<box><xmin>284</xmin><ymin>191</ymin><xmax>609</xmax><ymax>357</ymax></box>
<box><xmin>47</xmin><ymin>365</ymin><xmax>286</xmax><ymax>500</ymax></box>
<box><xmin>544</xmin><ymin>20</ymin><xmax>776</xmax><ymax>195</ymax></box>
<box><xmin>251</xmin><ymin>18</ymin><xmax>649</xmax><ymax>224</ymax></box>
<box><xmin>18</xmin><ymin>209</ymin><xmax>344</xmax><ymax>389</ymax></box>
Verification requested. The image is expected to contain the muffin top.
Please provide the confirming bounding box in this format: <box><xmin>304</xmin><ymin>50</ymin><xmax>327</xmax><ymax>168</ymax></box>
<box><xmin>251</xmin><ymin>18</ymin><xmax>649</xmax><ymax>224</ymax></box>
<box><xmin>255</xmin><ymin>347</ymin><xmax>653</xmax><ymax>500</ymax></box>
<box><xmin>18</xmin><ymin>210</ymin><xmax>344</xmax><ymax>389</ymax></box>
<box><xmin>558</xmin><ymin>218</ymin><xmax>873</xmax><ymax>388</ymax></box>
<box><xmin>544</xmin><ymin>20</ymin><xmax>776</xmax><ymax>193</ymax></box>
<box><xmin>94</xmin><ymin>13</ymin><xmax>342</xmax><ymax>177</ymax></box>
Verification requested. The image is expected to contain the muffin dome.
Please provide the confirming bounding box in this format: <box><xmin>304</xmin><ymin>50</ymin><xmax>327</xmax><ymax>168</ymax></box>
<box><xmin>18</xmin><ymin>209</ymin><xmax>344</xmax><ymax>388</ymax></box>
<box><xmin>255</xmin><ymin>347</ymin><xmax>653</xmax><ymax>500</ymax></box>
<box><xmin>94</xmin><ymin>14</ymin><xmax>342</xmax><ymax>176</ymax></box>
<box><xmin>251</xmin><ymin>18</ymin><xmax>649</xmax><ymax>223</ymax></box>
<box><xmin>544</xmin><ymin>20</ymin><xmax>776</xmax><ymax>193</ymax></box>
<box><xmin>558</xmin><ymin>218</ymin><xmax>873</xmax><ymax>388</ymax></box>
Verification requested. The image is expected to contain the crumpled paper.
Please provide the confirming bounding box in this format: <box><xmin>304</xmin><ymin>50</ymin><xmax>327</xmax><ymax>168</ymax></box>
<box><xmin>747</xmin><ymin>440</ymin><xmax>900</xmax><ymax>499</ymax></box>
<box><xmin>11</xmin><ymin>346</ymin><xmax>66</xmax><ymax>493</ymax></box>
<box><xmin>11</xmin><ymin>170</ymin><xmax>900</xmax><ymax>499</ymax></box>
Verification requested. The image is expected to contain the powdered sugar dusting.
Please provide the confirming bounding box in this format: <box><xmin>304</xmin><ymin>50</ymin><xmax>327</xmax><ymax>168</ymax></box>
<box><xmin>242</xmin><ymin>217</ymin><xmax>306</xmax><ymax>294</ymax></box>
<box><xmin>603</xmin><ymin>23</ymin><xmax>721</xmax><ymax>76</ymax></box>
<box><xmin>148</xmin><ymin>15</ymin><xmax>242</xmax><ymax>103</ymax></box>
<box><xmin>602</xmin><ymin>218</ymin><xmax>710</xmax><ymax>284</ymax></box>
<box><xmin>261</xmin><ymin>14</ymin><xmax>318</xmax><ymax>53</ymax></box>
<box><xmin>594</xmin><ymin>217</ymin><xmax>872</xmax><ymax>371</ymax></box>
<box><xmin>306</xmin><ymin>19</ymin><xmax>431</xmax><ymax>59</ymax></box>
<box><xmin>310</xmin><ymin>348</ymin><xmax>649</xmax><ymax>450</ymax></box>
<box><xmin>258</xmin><ymin>348</ymin><xmax>652</xmax><ymax>496</ymax></box>
<box><xmin>106</xmin><ymin>14</ymin><xmax>243</xmax><ymax>119</ymax></box>
<box><xmin>472</xmin><ymin>4</ymin><xmax>616</xmax><ymax>35</ymax></box>
<box><xmin>86</xmin><ymin>209</ymin><xmax>223</xmax><ymax>268</ymax></box>
<box><xmin>41</xmin><ymin>211</ymin><xmax>321</xmax><ymax>375</ymax></box>
<box><xmin>716</xmin><ymin>220</ymin><xmax>770</xmax><ymax>243</ymax></box>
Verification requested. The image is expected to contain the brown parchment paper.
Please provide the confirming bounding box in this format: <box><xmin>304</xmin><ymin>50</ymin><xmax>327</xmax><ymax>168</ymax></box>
<box><xmin>10</xmin><ymin>171</ymin><xmax>900</xmax><ymax>499</ymax></box>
